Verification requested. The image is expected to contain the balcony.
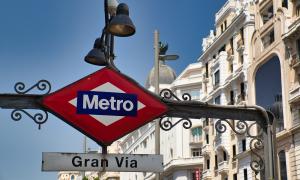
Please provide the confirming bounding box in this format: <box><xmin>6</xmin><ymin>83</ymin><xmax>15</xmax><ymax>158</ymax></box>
<box><xmin>163</xmin><ymin>157</ymin><xmax>203</xmax><ymax>172</ymax></box>
<box><xmin>215</xmin><ymin>0</ymin><xmax>236</xmax><ymax>23</ymax></box>
<box><xmin>290</xmin><ymin>54</ymin><xmax>300</xmax><ymax>75</ymax></box>
<box><xmin>190</xmin><ymin>136</ymin><xmax>203</xmax><ymax>144</ymax></box>
<box><xmin>289</xmin><ymin>84</ymin><xmax>300</xmax><ymax>105</ymax></box>
<box><xmin>202</xmin><ymin>144</ymin><xmax>212</xmax><ymax>155</ymax></box>
<box><xmin>202</xmin><ymin>169</ymin><xmax>212</xmax><ymax>180</ymax></box>
<box><xmin>218</xmin><ymin>161</ymin><xmax>229</xmax><ymax>174</ymax></box>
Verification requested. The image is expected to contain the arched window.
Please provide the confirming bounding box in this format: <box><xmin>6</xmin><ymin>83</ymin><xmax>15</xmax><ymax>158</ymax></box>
<box><xmin>70</xmin><ymin>175</ymin><xmax>75</xmax><ymax>180</ymax></box>
<box><xmin>255</xmin><ymin>56</ymin><xmax>283</xmax><ymax>132</ymax></box>
<box><xmin>278</xmin><ymin>150</ymin><xmax>287</xmax><ymax>180</ymax></box>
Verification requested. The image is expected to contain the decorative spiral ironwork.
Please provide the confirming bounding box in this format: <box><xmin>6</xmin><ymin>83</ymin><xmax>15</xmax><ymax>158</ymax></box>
<box><xmin>14</xmin><ymin>80</ymin><xmax>51</xmax><ymax>95</ymax></box>
<box><xmin>250</xmin><ymin>138</ymin><xmax>265</xmax><ymax>174</ymax></box>
<box><xmin>159</xmin><ymin>116</ymin><xmax>192</xmax><ymax>131</ymax></box>
<box><xmin>214</xmin><ymin>118</ymin><xmax>265</xmax><ymax>174</ymax></box>
<box><xmin>11</xmin><ymin>109</ymin><xmax>48</xmax><ymax>129</ymax></box>
<box><xmin>160</xmin><ymin>89</ymin><xmax>191</xmax><ymax>101</ymax></box>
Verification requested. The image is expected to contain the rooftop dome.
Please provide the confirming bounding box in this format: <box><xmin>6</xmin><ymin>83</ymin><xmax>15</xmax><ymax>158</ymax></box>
<box><xmin>145</xmin><ymin>62</ymin><xmax>177</xmax><ymax>89</ymax></box>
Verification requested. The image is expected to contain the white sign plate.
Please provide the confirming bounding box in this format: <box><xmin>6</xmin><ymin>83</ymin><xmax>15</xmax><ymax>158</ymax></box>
<box><xmin>42</xmin><ymin>152</ymin><xmax>163</xmax><ymax>172</ymax></box>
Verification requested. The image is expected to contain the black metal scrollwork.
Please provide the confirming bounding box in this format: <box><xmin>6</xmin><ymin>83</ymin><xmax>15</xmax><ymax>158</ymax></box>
<box><xmin>159</xmin><ymin>89</ymin><xmax>192</xmax><ymax>130</ymax></box>
<box><xmin>159</xmin><ymin>116</ymin><xmax>192</xmax><ymax>131</ymax></box>
<box><xmin>14</xmin><ymin>80</ymin><xmax>51</xmax><ymax>95</ymax></box>
<box><xmin>215</xmin><ymin>119</ymin><xmax>265</xmax><ymax>174</ymax></box>
<box><xmin>160</xmin><ymin>89</ymin><xmax>191</xmax><ymax>101</ymax></box>
<box><xmin>11</xmin><ymin>109</ymin><xmax>48</xmax><ymax>129</ymax></box>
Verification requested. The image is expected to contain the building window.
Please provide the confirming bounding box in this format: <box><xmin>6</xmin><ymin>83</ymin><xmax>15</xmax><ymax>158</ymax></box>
<box><xmin>214</xmin><ymin>95</ymin><xmax>221</xmax><ymax>104</ymax></box>
<box><xmin>205</xmin><ymin>62</ymin><xmax>209</xmax><ymax>78</ymax></box>
<box><xmin>191</xmin><ymin>127</ymin><xmax>202</xmax><ymax>142</ymax></box>
<box><xmin>240</xmin><ymin>27</ymin><xmax>244</xmax><ymax>43</ymax></box>
<box><xmin>207</xmin><ymin>159</ymin><xmax>210</xmax><ymax>169</ymax></box>
<box><xmin>278</xmin><ymin>150</ymin><xmax>288</xmax><ymax>180</ymax></box>
<box><xmin>223</xmin><ymin>150</ymin><xmax>227</xmax><ymax>161</ymax></box>
<box><xmin>242</xmin><ymin>139</ymin><xmax>246</xmax><ymax>151</ymax></box>
<box><xmin>206</xmin><ymin>134</ymin><xmax>209</xmax><ymax>144</ymax></box>
<box><xmin>191</xmin><ymin>148</ymin><xmax>202</xmax><ymax>157</ymax></box>
<box><xmin>229</xmin><ymin>61</ymin><xmax>233</xmax><ymax>74</ymax></box>
<box><xmin>70</xmin><ymin>175</ymin><xmax>75</xmax><ymax>180</ymax></box>
<box><xmin>229</xmin><ymin>90</ymin><xmax>234</xmax><ymax>105</ymax></box>
<box><xmin>261</xmin><ymin>3</ymin><xmax>274</xmax><ymax>24</ymax></box>
<box><xmin>232</xmin><ymin>145</ymin><xmax>236</xmax><ymax>158</ymax></box>
<box><xmin>243</xmin><ymin>168</ymin><xmax>248</xmax><ymax>180</ymax></box>
<box><xmin>215</xmin><ymin>155</ymin><xmax>218</xmax><ymax>169</ymax></box>
<box><xmin>262</xmin><ymin>29</ymin><xmax>275</xmax><ymax>48</ymax></box>
<box><xmin>221</xmin><ymin>24</ymin><xmax>224</xmax><ymax>33</ymax></box>
<box><xmin>233</xmin><ymin>173</ymin><xmax>237</xmax><ymax>180</ymax></box>
<box><xmin>170</xmin><ymin>148</ymin><xmax>173</xmax><ymax>158</ymax></box>
<box><xmin>214</xmin><ymin>70</ymin><xmax>220</xmax><ymax>86</ymax></box>
<box><xmin>239</xmin><ymin>53</ymin><xmax>244</xmax><ymax>65</ymax></box>
<box><xmin>297</xmin><ymin>3</ymin><xmax>300</xmax><ymax>17</ymax></box>
<box><xmin>282</xmin><ymin>0</ymin><xmax>288</xmax><ymax>8</ymax></box>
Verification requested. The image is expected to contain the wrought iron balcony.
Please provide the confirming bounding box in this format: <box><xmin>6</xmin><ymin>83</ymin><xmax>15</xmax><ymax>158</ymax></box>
<box><xmin>202</xmin><ymin>169</ymin><xmax>212</xmax><ymax>180</ymax></box>
<box><xmin>218</xmin><ymin>161</ymin><xmax>229</xmax><ymax>174</ymax></box>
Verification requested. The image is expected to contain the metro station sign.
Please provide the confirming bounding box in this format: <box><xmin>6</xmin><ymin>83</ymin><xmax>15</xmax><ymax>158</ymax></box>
<box><xmin>42</xmin><ymin>67</ymin><xmax>167</xmax><ymax>145</ymax></box>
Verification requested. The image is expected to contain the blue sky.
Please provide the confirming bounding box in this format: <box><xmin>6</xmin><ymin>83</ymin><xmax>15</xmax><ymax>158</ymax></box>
<box><xmin>0</xmin><ymin>0</ymin><xmax>226</xmax><ymax>179</ymax></box>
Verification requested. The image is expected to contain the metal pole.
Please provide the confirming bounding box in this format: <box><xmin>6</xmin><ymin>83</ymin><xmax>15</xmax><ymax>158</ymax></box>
<box><xmin>154</xmin><ymin>30</ymin><xmax>160</xmax><ymax>180</ymax></box>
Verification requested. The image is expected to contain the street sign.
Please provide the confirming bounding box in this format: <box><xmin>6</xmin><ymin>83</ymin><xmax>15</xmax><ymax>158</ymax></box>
<box><xmin>42</xmin><ymin>67</ymin><xmax>167</xmax><ymax>145</ymax></box>
<box><xmin>42</xmin><ymin>152</ymin><xmax>163</xmax><ymax>172</ymax></box>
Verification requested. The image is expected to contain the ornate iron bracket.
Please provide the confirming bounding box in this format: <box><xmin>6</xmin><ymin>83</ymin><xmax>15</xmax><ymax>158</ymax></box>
<box><xmin>14</xmin><ymin>80</ymin><xmax>51</xmax><ymax>95</ymax></box>
<box><xmin>9</xmin><ymin>80</ymin><xmax>51</xmax><ymax>129</ymax></box>
<box><xmin>215</xmin><ymin>119</ymin><xmax>264</xmax><ymax>174</ymax></box>
<box><xmin>158</xmin><ymin>88</ymin><xmax>272</xmax><ymax>178</ymax></box>
<box><xmin>159</xmin><ymin>89</ymin><xmax>193</xmax><ymax>131</ymax></box>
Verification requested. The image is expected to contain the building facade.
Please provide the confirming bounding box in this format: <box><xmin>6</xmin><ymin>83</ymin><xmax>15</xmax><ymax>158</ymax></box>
<box><xmin>199</xmin><ymin>1</ymin><xmax>255</xmax><ymax>180</ymax></box>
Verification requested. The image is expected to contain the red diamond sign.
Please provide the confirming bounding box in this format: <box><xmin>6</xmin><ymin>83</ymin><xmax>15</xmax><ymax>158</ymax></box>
<box><xmin>42</xmin><ymin>67</ymin><xmax>167</xmax><ymax>145</ymax></box>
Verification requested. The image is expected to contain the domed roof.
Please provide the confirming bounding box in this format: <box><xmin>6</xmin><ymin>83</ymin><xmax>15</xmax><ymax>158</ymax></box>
<box><xmin>145</xmin><ymin>63</ymin><xmax>177</xmax><ymax>89</ymax></box>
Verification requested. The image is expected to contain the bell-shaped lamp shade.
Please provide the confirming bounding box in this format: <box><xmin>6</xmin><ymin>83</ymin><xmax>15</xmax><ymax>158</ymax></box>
<box><xmin>107</xmin><ymin>3</ymin><xmax>136</xmax><ymax>37</ymax></box>
<box><xmin>84</xmin><ymin>48</ymin><xmax>107</xmax><ymax>66</ymax></box>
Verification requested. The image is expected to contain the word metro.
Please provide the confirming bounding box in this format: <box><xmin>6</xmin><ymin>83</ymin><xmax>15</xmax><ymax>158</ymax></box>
<box><xmin>77</xmin><ymin>91</ymin><xmax>138</xmax><ymax>116</ymax></box>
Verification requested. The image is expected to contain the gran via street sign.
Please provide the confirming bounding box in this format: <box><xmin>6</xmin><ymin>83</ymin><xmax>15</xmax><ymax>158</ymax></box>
<box><xmin>42</xmin><ymin>67</ymin><xmax>168</xmax><ymax>146</ymax></box>
<box><xmin>42</xmin><ymin>152</ymin><xmax>163</xmax><ymax>172</ymax></box>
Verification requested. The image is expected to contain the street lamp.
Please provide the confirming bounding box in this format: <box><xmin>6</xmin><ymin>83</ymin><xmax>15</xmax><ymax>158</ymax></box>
<box><xmin>154</xmin><ymin>30</ymin><xmax>179</xmax><ymax>180</ymax></box>
<box><xmin>84</xmin><ymin>0</ymin><xmax>135</xmax><ymax>67</ymax></box>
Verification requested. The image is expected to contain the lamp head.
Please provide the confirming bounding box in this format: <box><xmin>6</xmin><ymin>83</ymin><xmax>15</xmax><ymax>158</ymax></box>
<box><xmin>107</xmin><ymin>0</ymin><xmax>119</xmax><ymax>15</ymax></box>
<box><xmin>84</xmin><ymin>38</ymin><xmax>108</xmax><ymax>66</ymax></box>
<box><xmin>107</xmin><ymin>3</ymin><xmax>136</xmax><ymax>37</ymax></box>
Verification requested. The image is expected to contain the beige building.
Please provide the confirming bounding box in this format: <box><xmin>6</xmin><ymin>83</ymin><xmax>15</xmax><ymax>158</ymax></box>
<box><xmin>249</xmin><ymin>0</ymin><xmax>300</xmax><ymax>179</ymax></box>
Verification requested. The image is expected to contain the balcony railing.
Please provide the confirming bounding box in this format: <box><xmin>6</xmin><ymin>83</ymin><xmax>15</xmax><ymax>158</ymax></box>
<box><xmin>190</xmin><ymin>135</ymin><xmax>202</xmax><ymax>144</ymax></box>
<box><xmin>218</xmin><ymin>161</ymin><xmax>229</xmax><ymax>174</ymax></box>
<box><xmin>202</xmin><ymin>169</ymin><xmax>212</xmax><ymax>179</ymax></box>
